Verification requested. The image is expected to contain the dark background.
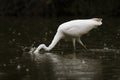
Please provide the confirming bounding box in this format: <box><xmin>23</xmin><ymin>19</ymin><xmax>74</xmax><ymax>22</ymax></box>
<box><xmin>0</xmin><ymin>0</ymin><xmax>120</xmax><ymax>63</ymax></box>
<box><xmin>0</xmin><ymin>0</ymin><xmax>120</xmax><ymax>17</ymax></box>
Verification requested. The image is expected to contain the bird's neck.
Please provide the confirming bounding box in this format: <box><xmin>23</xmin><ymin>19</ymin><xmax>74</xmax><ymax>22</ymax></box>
<box><xmin>34</xmin><ymin>44</ymin><xmax>51</xmax><ymax>53</ymax></box>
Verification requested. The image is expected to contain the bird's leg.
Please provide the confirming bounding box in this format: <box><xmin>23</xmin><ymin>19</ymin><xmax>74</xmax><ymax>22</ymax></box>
<box><xmin>77</xmin><ymin>38</ymin><xmax>87</xmax><ymax>50</ymax></box>
<box><xmin>72</xmin><ymin>38</ymin><xmax>76</xmax><ymax>59</ymax></box>
<box><xmin>72</xmin><ymin>38</ymin><xmax>76</xmax><ymax>51</ymax></box>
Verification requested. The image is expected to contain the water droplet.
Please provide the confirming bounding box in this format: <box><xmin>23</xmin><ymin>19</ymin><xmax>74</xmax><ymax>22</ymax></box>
<box><xmin>17</xmin><ymin>65</ymin><xmax>21</xmax><ymax>70</ymax></box>
<box><xmin>12</xmin><ymin>39</ymin><xmax>15</xmax><ymax>42</ymax></box>
<box><xmin>3</xmin><ymin>64</ymin><xmax>6</xmax><ymax>67</ymax></box>
<box><xmin>18</xmin><ymin>33</ymin><xmax>21</xmax><ymax>36</ymax></box>
<box><xmin>26</xmin><ymin>68</ymin><xmax>29</xmax><ymax>72</ymax></box>
<box><xmin>12</xmin><ymin>31</ymin><xmax>15</xmax><ymax>34</ymax></box>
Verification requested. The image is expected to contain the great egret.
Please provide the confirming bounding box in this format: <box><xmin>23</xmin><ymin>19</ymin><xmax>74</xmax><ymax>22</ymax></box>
<box><xmin>34</xmin><ymin>18</ymin><xmax>102</xmax><ymax>54</ymax></box>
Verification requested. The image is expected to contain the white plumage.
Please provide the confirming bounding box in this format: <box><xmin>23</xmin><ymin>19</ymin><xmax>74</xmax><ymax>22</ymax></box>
<box><xmin>34</xmin><ymin>18</ymin><xmax>102</xmax><ymax>54</ymax></box>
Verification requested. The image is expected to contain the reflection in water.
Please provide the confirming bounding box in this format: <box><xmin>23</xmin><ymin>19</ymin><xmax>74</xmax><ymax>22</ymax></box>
<box><xmin>28</xmin><ymin>52</ymin><xmax>59</xmax><ymax>80</ymax></box>
<box><xmin>28</xmin><ymin>52</ymin><xmax>102</xmax><ymax>80</ymax></box>
<box><xmin>1</xmin><ymin>51</ymin><xmax>120</xmax><ymax>80</ymax></box>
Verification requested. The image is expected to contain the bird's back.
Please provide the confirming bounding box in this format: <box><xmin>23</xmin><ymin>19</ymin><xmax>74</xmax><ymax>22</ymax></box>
<box><xmin>58</xmin><ymin>18</ymin><xmax>101</xmax><ymax>37</ymax></box>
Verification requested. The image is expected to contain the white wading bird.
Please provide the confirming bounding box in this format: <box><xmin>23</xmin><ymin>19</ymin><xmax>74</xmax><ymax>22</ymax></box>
<box><xmin>34</xmin><ymin>18</ymin><xmax>102</xmax><ymax>54</ymax></box>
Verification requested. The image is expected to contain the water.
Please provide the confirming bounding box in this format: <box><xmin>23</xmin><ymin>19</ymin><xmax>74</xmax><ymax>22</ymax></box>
<box><xmin>23</xmin><ymin>50</ymin><xmax>120</xmax><ymax>80</ymax></box>
<box><xmin>1</xmin><ymin>49</ymin><xmax>120</xmax><ymax>80</ymax></box>
<box><xmin>23</xmin><ymin>51</ymin><xmax>102</xmax><ymax>80</ymax></box>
